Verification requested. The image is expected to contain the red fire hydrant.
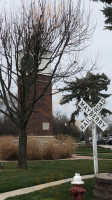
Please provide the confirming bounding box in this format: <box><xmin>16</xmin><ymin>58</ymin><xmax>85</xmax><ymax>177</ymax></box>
<box><xmin>69</xmin><ymin>173</ymin><xmax>87</xmax><ymax>200</ymax></box>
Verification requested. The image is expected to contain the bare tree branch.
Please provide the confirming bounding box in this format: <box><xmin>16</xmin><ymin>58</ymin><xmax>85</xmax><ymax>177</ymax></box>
<box><xmin>0</xmin><ymin>0</ymin><xmax>95</xmax><ymax>168</ymax></box>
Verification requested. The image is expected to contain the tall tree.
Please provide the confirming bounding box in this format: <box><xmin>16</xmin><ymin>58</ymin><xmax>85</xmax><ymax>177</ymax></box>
<box><xmin>60</xmin><ymin>72</ymin><xmax>111</xmax><ymax>123</ymax></box>
<box><xmin>0</xmin><ymin>0</ymin><xmax>93</xmax><ymax>168</ymax></box>
<box><xmin>92</xmin><ymin>0</ymin><xmax>112</xmax><ymax>30</ymax></box>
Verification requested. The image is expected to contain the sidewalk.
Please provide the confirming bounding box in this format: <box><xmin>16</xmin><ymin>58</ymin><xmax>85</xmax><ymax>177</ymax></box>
<box><xmin>0</xmin><ymin>174</ymin><xmax>94</xmax><ymax>200</ymax></box>
<box><xmin>98</xmin><ymin>145</ymin><xmax>112</xmax><ymax>150</ymax></box>
<box><xmin>61</xmin><ymin>154</ymin><xmax>94</xmax><ymax>160</ymax></box>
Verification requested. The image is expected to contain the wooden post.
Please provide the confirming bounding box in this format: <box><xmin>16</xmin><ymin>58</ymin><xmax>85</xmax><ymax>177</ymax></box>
<box><xmin>92</xmin><ymin>121</ymin><xmax>98</xmax><ymax>174</ymax></box>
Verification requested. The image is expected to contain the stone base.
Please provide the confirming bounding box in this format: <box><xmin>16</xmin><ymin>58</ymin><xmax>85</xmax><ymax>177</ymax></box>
<box><xmin>28</xmin><ymin>135</ymin><xmax>54</xmax><ymax>142</ymax></box>
<box><xmin>94</xmin><ymin>173</ymin><xmax>112</xmax><ymax>200</ymax></box>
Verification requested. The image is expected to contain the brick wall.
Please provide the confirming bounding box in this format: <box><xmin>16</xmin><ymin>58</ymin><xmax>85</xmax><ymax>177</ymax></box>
<box><xmin>26</xmin><ymin>74</ymin><xmax>53</xmax><ymax>136</ymax></box>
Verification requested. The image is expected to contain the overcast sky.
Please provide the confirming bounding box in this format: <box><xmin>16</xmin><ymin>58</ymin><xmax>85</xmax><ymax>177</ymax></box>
<box><xmin>0</xmin><ymin>0</ymin><xmax>112</xmax><ymax>120</ymax></box>
<box><xmin>53</xmin><ymin>0</ymin><xmax>112</xmax><ymax>120</ymax></box>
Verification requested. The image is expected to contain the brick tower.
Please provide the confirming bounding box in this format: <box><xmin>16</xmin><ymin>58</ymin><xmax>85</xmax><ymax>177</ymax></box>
<box><xmin>19</xmin><ymin>51</ymin><xmax>53</xmax><ymax>136</ymax></box>
<box><xmin>26</xmin><ymin>73</ymin><xmax>53</xmax><ymax>136</ymax></box>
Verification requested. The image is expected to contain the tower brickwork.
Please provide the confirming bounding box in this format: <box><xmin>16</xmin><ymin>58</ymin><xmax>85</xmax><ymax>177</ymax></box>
<box><xmin>26</xmin><ymin>74</ymin><xmax>53</xmax><ymax>136</ymax></box>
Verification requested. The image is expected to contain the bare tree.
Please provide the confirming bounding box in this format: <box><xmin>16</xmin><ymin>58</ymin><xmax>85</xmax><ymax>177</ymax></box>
<box><xmin>53</xmin><ymin>112</ymin><xmax>81</xmax><ymax>140</ymax></box>
<box><xmin>0</xmin><ymin>0</ymin><xmax>93</xmax><ymax>168</ymax></box>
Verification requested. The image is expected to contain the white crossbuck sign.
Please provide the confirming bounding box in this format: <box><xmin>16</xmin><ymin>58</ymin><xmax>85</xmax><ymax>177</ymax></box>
<box><xmin>78</xmin><ymin>98</ymin><xmax>108</xmax><ymax>132</ymax></box>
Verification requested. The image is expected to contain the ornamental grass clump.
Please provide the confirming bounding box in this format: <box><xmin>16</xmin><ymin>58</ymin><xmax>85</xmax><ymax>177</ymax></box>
<box><xmin>0</xmin><ymin>136</ymin><xmax>18</xmax><ymax>160</ymax></box>
<box><xmin>41</xmin><ymin>136</ymin><xmax>75</xmax><ymax>160</ymax></box>
<box><xmin>55</xmin><ymin>136</ymin><xmax>76</xmax><ymax>159</ymax></box>
<box><xmin>27</xmin><ymin>137</ymin><xmax>42</xmax><ymax>160</ymax></box>
<box><xmin>0</xmin><ymin>135</ymin><xmax>75</xmax><ymax>160</ymax></box>
<box><xmin>42</xmin><ymin>141</ymin><xmax>57</xmax><ymax>160</ymax></box>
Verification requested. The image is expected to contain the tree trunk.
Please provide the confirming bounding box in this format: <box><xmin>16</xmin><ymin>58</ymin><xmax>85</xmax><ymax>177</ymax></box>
<box><xmin>18</xmin><ymin>127</ymin><xmax>27</xmax><ymax>169</ymax></box>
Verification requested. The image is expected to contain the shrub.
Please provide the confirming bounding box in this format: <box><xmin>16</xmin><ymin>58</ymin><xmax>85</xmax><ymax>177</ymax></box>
<box><xmin>42</xmin><ymin>141</ymin><xmax>57</xmax><ymax>160</ymax></box>
<box><xmin>27</xmin><ymin>138</ymin><xmax>42</xmax><ymax>160</ymax></box>
<box><xmin>40</xmin><ymin>136</ymin><xmax>75</xmax><ymax>160</ymax></box>
<box><xmin>0</xmin><ymin>136</ymin><xmax>18</xmax><ymax>160</ymax></box>
<box><xmin>55</xmin><ymin>135</ymin><xmax>76</xmax><ymax>159</ymax></box>
<box><xmin>0</xmin><ymin>135</ymin><xmax>76</xmax><ymax>160</ymax></box>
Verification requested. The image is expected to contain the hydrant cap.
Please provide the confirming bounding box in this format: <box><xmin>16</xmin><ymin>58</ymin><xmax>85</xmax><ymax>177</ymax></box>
<box><xmin>71</xmin><ymin>173</ymin><xmax>84</xmax><ymax>185</ymax></box>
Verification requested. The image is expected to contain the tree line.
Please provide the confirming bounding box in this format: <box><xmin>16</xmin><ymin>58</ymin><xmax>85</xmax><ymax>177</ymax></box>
<box><xmin>0</xmin><ymin>112</ymin><xmax>82</xmax><ymax>141</ymax></box>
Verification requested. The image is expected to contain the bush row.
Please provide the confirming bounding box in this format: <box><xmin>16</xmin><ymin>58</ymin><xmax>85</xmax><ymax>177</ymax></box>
<box><xmin>0</xmin><ymin>136</ymin><xmax>76</xmax><ymax>160</ymax></box>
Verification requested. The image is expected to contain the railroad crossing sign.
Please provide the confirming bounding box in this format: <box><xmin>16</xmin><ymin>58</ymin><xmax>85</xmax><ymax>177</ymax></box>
<box><xmin>78</xmin><ymin>98</ymin><xmax>108</xmax><ymax>132</ymax></box>
<box><xmin>78</xmin><ymin>98</ymin><xmax>108</xmax><ymax>174</ymax></box>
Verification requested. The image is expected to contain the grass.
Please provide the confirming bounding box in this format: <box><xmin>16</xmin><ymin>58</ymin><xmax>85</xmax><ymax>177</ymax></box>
<box><xmin>0</xmin><ymin>160</ymin><xmax>93</xmax><ymax>193</ymax></box>
<box><xmin>0</xmin><ymin>159</ymin><xmax>112</xmax><ymax>193</ymax></box>
<box><xmin>98</xmin><ymin>153</ymin><xmax>112</xmax><ymax>159</ymax></box>
<box><xmin>0</xmin><ymin>136</ymin><xmax>18</xmax><ymax>160</ymax></box>
<box><xmin>5</xmin><ymin>179</ymin><xmax>99</xmax><ymax>200</ymax></box>
<box><xmin>0</xmin><ymin>141</ymin><xmax>111</xmax><ymax>199</ymax></box>
<box><xmin>0</xmin><ymin>136</ymin><xmax>75</xmax><ymax>160</ymax></box>
<box><xmin>76</xmin><ymin>145</ymin><xmax>112</xmax><ymax>159</ymax></box>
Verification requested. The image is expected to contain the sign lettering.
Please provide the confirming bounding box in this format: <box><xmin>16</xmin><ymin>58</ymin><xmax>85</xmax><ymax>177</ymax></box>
<box><xmin>78</xmin><ymin>98</ymin><xmax>108</xmax><ymax>132</ymax></box>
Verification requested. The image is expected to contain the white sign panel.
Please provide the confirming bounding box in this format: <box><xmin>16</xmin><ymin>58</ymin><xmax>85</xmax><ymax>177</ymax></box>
<box><xmin>93</xmin><ymin>98</ymin><xmax>106</xmax><ymax>114</ymax></box>
<box><xmin>78</xmin><ymin>98</ymin><xmax>108</xmax><ymax>132</ymax></box>
<box><xmin>43</xmin><ymin>123</ymin><xmax>50</xmax><ymax>130</ymax></box>
<box><xmin>78</xmin><ymin>99</ymin><xmax>92</xmax><ymax>115</ymax></box>
<box><xmin>79</xmin><ymin>115</ymin><xmax>92</xmax><ymax>132</ymax></box>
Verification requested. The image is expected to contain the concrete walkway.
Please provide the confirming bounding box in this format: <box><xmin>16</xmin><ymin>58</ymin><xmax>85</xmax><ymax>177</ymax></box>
<box><xmin>61</xmin><ymin>155</ymin><xmax>94</xmax><ymax>160</ymax></box>
<box><xmin>98</xmin><ymin>145</ymin><xmax>112</xmax><ymax>150</ymax></box>
<box><xmin>0</xmin><ymin>174</ymin><xmax>94</xmax><ymax>200</ymax></box>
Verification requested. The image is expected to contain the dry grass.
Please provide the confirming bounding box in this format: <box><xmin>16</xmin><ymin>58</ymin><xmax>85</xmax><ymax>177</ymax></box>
<box><xmin>55</xmin><ymin>135</ymin><xmax>76</xmax><ymax>159</ymax></box>
<box><xmin>0</xmin><ymin>135</ymin><xmax>76</xmax><ymax>160</ymax></box>
<box><xmin>27</xmin><ymin>137</ymin><xmax>42</xmax><ymax>160</ymax></box>
<box><xmin>0</xmin><ymin>136</ymin><xmax>18</xmax><ymax>160</ymax></box>
<box><xmin>27</xmin><ymin>135</ymin><xmax>76</xmax><ymax>160</ymax></box>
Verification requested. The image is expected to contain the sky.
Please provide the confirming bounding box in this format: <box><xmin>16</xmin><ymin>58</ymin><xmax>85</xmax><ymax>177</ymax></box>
<box><xmin>0</xmin><ymin>0</ymin><xmax>112</xmax><ymax>121</ymax></box>
<box><xmin>53</xmin><ymin>0</ymin><xmax>112</xmax><ymax>121</ymax></box>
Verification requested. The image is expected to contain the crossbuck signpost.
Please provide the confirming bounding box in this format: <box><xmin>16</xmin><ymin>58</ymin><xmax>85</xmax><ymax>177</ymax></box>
<box><xmin>78</xmin><ymin>98</ymin><xmax>108</xmax><ymax>174</ymax></box>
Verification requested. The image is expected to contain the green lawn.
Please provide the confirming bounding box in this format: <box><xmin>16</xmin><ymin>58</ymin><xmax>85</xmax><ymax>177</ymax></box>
<box><xmin>0</xmin><ymin>145</ymin><xmax>112</xmax><ymax>199</ymax></box>
<box><xmin>0</xmin><ymin>159</ymin><xmax>112</xmax><ymax>193</ymax></box>
<box><xmin>6</xmin><ymin>179</ymin><xmax>99</xmax><ymax>200</ymax></box>
<box><xmin>76</xmin><ymin>145</ymin><xmax>112</xmax><ymax>159</ymax></box>
<box><xmin>0</xmin><ymin>160</ymin><xmax>93</xmax><ymax>193</ymax></box>
<box><xmin>98</xmin><ymin>153</ymin><xmax>112</xmax><ymax>159</ymax></box>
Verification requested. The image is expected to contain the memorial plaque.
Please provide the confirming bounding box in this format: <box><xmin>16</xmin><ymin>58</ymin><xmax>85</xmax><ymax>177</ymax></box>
<box><xmin>43</xmin><ymin>123</ymin><xmax>49</xmax><ymax>130</ymax></box>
